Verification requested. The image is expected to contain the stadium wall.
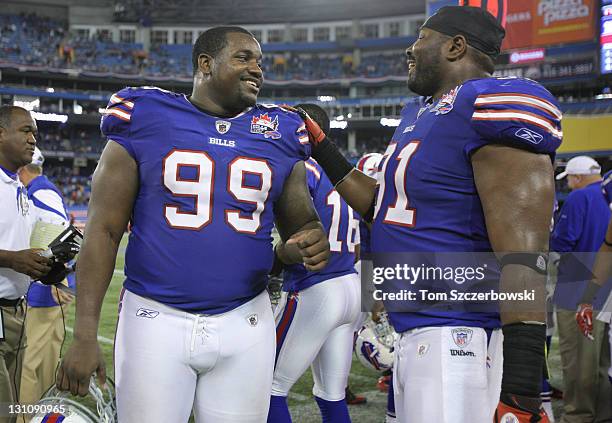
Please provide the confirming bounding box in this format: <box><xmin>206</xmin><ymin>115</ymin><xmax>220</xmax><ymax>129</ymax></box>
<box><xmin>559</xmin><ymin>115</ymin><xmax>612</xmax><ymax>154</ymax></box>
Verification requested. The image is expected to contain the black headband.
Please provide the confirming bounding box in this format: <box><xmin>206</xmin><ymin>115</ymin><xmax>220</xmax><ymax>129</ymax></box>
<box><xmin>422</xmin><ymin>6</ymin><xmax>506</xmax><ymax>59</ymax></box>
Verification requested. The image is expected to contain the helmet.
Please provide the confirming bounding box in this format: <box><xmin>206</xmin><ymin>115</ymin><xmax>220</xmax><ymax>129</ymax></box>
<box><xmin>354</xmin><ymin>313</ymin><xmax>397</xmax><ymax>371</ymax></box>
<box><xmin>30</xmin><ymin>377</ymin><xmax>117</xmax><ymax>423</ymax></box>
<box><xmin>356</xmin><ymin>153</ymin><xmax>383</xmax><ymax>178</ymax></box>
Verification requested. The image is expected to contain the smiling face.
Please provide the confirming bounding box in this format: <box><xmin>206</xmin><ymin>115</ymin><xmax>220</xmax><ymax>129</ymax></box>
<box><xmin>0</xmin><ymin>108</ymin><xmax>37</xmax><ymax>172</ymax></box>
<box><xmin>406</xmin><ymin>28</ymin><xmax>447</xmax><ymax>97</ymax></box>
<box><xmin>206</xmin><ymin>32</ymin><xmax>264</xmax><ymax>115</ymax></box>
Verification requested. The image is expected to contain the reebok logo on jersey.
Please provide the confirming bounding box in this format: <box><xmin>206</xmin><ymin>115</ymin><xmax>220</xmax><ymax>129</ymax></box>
<box><xmin>215</xmin><ymin>120</ymin><xmax>231</xmax><ymax>134</ymax></box>
<box><xmin>451</xmin><ymin>328</ymin><xmax>473</xmax><ymax>348</ymax></box>
<box><xmin>403</xmin><ymin>125</ymin><xmax>415</xmax><ymax>133</ymax></box>
<box><xmin>514</xmin><ymin>128</ymin><xmax>543</xmax><ymax>145</ymax></box>
<box><xmin>136</xmin><ymin>308</ymin><xmax>159</xmax><ymax>319</ymax></box>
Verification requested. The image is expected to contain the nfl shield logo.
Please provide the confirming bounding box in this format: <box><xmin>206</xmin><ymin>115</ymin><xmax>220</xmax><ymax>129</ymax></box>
<box><xmin>247</xmin><ymin>314</ymin><xmax>258</xmax><ymax>326</ymax></box>
<box><xmin>451</xmin><ymin>328</ymin><xmax>473</xmax><ymax>348</ymax></box>
<box><xmin>215</xmin><ymin>120</ymin><xmax>231</xmax><ymax>134</ymax></box>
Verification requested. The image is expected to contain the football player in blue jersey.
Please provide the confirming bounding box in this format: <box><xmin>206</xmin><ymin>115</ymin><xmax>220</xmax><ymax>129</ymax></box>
<box><xmin>294</xmin><ymin>6</ymin><xmax>561</xmax><ymax>423</ymax></box>
<box><xmin>57</xmin><ymin>26</ymin><xmax>330</xmax><ymax>422</ymax></box>
<box><xmin>268</xmin><ymin>104</ymin><xmax>361</xmax><ymax>423</ymax></box>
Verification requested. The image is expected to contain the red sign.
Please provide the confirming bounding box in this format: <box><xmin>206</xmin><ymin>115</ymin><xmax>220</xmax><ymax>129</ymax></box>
<box><xmin>503</xmin><ymin>0</ymin><xmax>596</xmax><ymax>50</ymax></box>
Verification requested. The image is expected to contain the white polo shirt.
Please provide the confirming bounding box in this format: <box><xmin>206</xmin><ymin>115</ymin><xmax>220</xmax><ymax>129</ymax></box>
<box><xmin>0</xmin><ymin>167</ymin><xmax>34</xmax><ymax>299</ymax></box>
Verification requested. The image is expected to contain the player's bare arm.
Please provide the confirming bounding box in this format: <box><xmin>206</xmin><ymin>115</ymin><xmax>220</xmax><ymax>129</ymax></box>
<box><xmin>473</xmin><ymin>144</ymin><xmax>554</xmax><ymax>418</ymax></box>
<box><xmin>57</xmin><ymin>140</ymin><xmax>138</xmax><ymax>396</ymax></box>
<box><xmin>274</xmin><ymin>161</ymin><xmax>330</xmax><ymax>271</ymax></box>
<box><xmin>473</xmin><ymin>145</ymin><xmax>554</xmax><ymax>323</ymax></box>
<box><xmin>335</xmin><ymin>171</ymin><xmax>377</xmax><ymax>218</ymax></box>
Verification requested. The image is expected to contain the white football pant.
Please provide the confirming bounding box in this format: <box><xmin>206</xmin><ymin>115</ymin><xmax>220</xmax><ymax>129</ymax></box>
<box><xmin>393</xmin><ymin>326</ymin><xmax>503</xmax><ymax>423</ymax></box>
<box><xmin>272</xmin><ymin>273</ymin><xmax>361</xmax><ymax>401</ymax></box>
<box><xmin>115</xmin><ymin>289</ymin><xmax>275</xmax><ymax>422</ymax></box>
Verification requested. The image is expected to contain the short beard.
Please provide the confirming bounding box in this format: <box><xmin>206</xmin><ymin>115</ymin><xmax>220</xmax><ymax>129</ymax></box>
<box><xmin>407</xmin><ymin>39</ymin><xmax>444</xmax><ymax>97</ymax></box>
<box><xmin>408</xmin><ymin>57</ymin><xmax>443</xmax><ymax>97</ymax></box>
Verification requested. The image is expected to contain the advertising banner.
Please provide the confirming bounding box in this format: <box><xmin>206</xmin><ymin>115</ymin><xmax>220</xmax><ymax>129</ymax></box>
<box><xmin>503</xmin><ymin>0</ymin><xmax>596</xmax><ymax>50</ymax></box>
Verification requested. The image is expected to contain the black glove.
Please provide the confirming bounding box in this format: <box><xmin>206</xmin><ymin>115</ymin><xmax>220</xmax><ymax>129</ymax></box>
<box><xmin>38</xmin><ymin>262</ymin><xmax>72</xmax><ymax>286</ymax></box>
<box><xmin>41</xmin><ymin>241</ymin><xmax>80</xmax><ymax>263</ymax></box>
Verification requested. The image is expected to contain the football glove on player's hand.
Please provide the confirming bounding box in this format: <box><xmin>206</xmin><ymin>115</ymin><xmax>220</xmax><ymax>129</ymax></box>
<box><xmin>280</xmin><ymin>105</ymin><xmax>326</xmax><ymax>145</ymax></box>
<box><xmin>576</xmin><ymin>303</ymin><xmax>594</xmax><ymax>340</ymax></box>
<box><xmin>494</xmin><ymin>393</ymin><xmax>549</xmax><ymax>423</ymax></box>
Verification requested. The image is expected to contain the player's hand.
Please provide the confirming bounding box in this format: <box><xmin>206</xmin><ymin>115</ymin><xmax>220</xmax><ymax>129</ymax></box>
<box><xmin>281</xmin><ymin>105</ymin><xmax>326</xmax><ymax>145</ymax></box>
<box><xmin>51</xmin><ymin>286</ymin><xmax>75</xmax><ymax>306</ymax></box>
<box><xmin>57</xmin><ymin>339</ymin><xmax>106</xmax><ymax>397</ymax></box>
<box><xmin>576</xmin><ymin>303</ymin><xmax>594</xmax><ymax>340</ymax></box>
<box><xmin>285</xmin><ymin>227</ymin><xmax>330</xmax><ymax>271</ymax></box>
<box><xmin>494</xmin><ymin>393</ymin><xmax>549</xmax><ymax>423</ymax></box>
<box><xmin>8</xmin><ymin>249</ymin><xmax>52</xmax><ymax>279</ymax></box>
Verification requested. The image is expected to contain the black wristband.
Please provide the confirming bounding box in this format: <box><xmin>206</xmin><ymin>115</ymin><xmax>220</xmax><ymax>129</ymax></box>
<box><xmin>311</xmin><ymin>137</ymin><xmax>354</xmax><ymax>187</ymax></box>
<box><xmin>500</xmin><ymin>253</ymin><xmax>548</xmax><ymax>275</ymax></box>
<box><xmin>501</xmin><ymin>323</ymin><xmax>546</xmax><ymax>397</ymax></box>
<box><xmin>269</xmin><ymin>245</ymin><xmax>285</xmax><ymax>277</ymax></box>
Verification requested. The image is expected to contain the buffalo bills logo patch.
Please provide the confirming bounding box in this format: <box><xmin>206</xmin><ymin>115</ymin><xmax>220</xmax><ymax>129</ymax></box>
<box><xmin>215</xmin><ymin>120</ymin><xmax>231</xmax><ymax>134</ymax></box>
<box><xmin>431</xmin><ymin>85</ymin><xmax>461</xmax><ymax>115</ymax></box>
<box><xmin>451</xmin><ymin>328</ymin><xmax>473</xmax><ymax>348</ymax></box>
<box><xmin>250</xmin><ymin>113</ymin><xmax>281</xmax><ymax>139</ymax></box>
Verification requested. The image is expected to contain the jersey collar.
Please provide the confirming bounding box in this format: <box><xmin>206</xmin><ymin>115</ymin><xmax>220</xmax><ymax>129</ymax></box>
<box><xmin>0</xmin><ymin>165</ymin><xmax>18</xmax><ymax>183</ymax></box>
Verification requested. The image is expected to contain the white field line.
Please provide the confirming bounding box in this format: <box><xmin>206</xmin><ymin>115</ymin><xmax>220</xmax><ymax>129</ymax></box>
<box><xmin>65</xmin><ymin>326</ymin><xmax>114</xmax><ymax>345</ymax></box>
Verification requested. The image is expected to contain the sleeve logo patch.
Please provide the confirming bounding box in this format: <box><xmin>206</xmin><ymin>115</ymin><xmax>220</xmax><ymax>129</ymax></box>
<box><xmin>514</xmin><ymin>128</ymin><xmax>543</xmax><ymax>144</ymax></box>
<box><xmin>250</xmin><ymin>113</ymin><xmax>281</xmax><ymax>139</ymax></box>
<box><xmin>431</xmin><ymin>85</ymin><xmax>462</xmax><ymax>115</ymax></box>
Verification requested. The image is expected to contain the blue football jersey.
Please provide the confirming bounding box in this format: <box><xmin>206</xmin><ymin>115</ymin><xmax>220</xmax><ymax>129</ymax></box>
<box><xmin>371</xmin><ymin>77</ymin><xmax>562</xmax><ymax>333</ymax></box>
<box><xmin>283</xmin><ymin>159</ymin><xmax>359</xmax><ymax>292</ymax></box>
<box><xmin>101</xmin><ymin>87</ymin><xmax>310</xmax><ymax>313</ymax></box>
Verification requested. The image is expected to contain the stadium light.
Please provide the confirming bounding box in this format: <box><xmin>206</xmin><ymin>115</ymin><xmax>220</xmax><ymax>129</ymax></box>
<box><xmin>317</xmin><ymin>96</ymin><xmax>336</xmax><ymax>102</ymax></box>
<box><xmin>380</xmin><ymin>118</ymin><xmax>401</xmax><ymax>127</ymax></box>
<box><xmin>14</xmin><ymin>99</ymin><xmax>40</xmax><ymax>111</ymax></box>
<box><xmin>330</xmin><ymin>120</ymin><xmax>348</xmax><ymax>130</ymax></box>
<box><xmin>31</xmin><ymin>111</ymin><xmax>68</xmax><ymax>123</ymax></box>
